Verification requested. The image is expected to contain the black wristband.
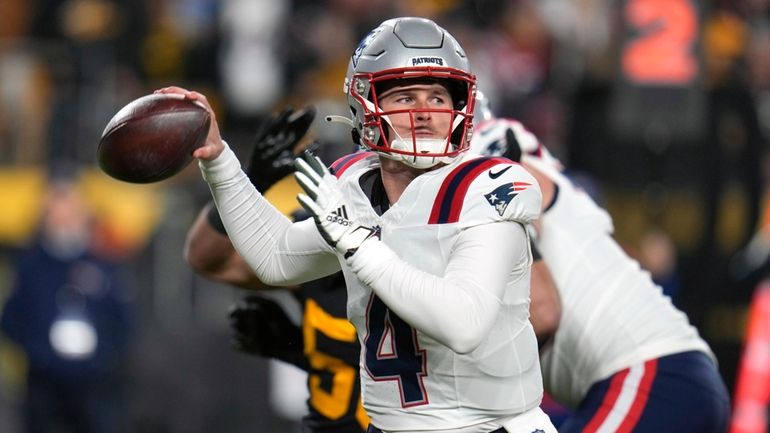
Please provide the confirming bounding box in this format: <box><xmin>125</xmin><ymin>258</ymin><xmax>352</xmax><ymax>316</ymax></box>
<box><xmin>205</xmin><ymin>201</ymin><xmax>228</xmax><ymax>235</ymax></box>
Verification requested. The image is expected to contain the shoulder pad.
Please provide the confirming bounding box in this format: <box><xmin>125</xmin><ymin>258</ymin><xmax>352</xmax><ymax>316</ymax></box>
<box><xmin>330</xmin><ymin>151</ymin><xmax>377</xmax><ymax>179</ymax></box>
<box><xmin>429</xmin><ymin>156</ymin><xmax>541</xmax><ymax>225</ymax></box>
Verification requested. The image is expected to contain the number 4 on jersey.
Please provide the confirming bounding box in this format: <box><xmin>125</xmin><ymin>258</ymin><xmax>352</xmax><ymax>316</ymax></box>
<box><xmin>363</xmin><ymin>295</ymin><xmax>429</xmax><ymax>407</ymax></box>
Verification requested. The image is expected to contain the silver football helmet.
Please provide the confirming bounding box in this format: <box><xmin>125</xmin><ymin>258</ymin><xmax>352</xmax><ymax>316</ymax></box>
<box><xmin>341</xmin><ymin>17</ymin><xmax>477</xmax><ymax>169</ymax></box>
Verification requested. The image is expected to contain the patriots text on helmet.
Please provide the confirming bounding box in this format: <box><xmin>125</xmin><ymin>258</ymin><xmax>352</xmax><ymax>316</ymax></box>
<box><xmin>410</xmin><ymin>57</ymin><xmax>445</xmax><ymax>66</ymax></box>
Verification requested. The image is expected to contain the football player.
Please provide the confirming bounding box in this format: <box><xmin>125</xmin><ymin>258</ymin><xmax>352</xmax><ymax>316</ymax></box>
<box><xmin>471</xmin><ymin>116</ymin><xmax>731</xmax><ymax>432</ymax></box>
<box><xmin>171</xmin><ymin>16</ymin><xmax>556</xmax><ymax>433</ymax></box>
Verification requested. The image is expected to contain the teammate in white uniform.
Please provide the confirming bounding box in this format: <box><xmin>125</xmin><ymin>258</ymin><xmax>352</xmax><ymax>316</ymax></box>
<box><xmin>160</xmin><ymin>17</ymin><xmax>556</xmax><ymax>433</ymax></box>
<box><xmin>471</xmin><ymin>116</ymin><xmax>731</xmax><ymax>432</ymax></box>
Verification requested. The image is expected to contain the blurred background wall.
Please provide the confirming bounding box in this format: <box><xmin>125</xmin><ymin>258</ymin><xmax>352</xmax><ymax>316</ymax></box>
<box><xmin>0</xmin><ymin>0</ymin><xmax>768</xmax><ymax>431</ymax></box>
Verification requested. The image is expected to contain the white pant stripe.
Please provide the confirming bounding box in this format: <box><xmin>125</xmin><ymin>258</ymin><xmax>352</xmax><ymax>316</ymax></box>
<box><xmin>595</xmin><ymin>363</ymin><xmax>646</xmax><ymax>433</ymax></box>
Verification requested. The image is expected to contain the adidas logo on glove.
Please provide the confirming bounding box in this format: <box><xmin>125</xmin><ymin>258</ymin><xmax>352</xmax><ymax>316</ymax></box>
<box><xmin>327</xmin><ymin>206</ymin><xmax>352</xmax><ymax>226</ymax></box>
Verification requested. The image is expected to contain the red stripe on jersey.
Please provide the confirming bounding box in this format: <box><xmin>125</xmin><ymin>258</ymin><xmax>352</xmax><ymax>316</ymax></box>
<box><xmin>512</xmin><ymin>181</ymin><xmax>532</xmax><ymax>191</ymax></box>
<box><xmin>331</xmin><ymin>152</ymin><xmax>374</xmax><ymax>178</ymax></box>
<box><xmin>428</xmin><ymin>157</ymin><xmax>509</xmax><ymax>224</ymax></box>
<box><xmin>616</xmin><ymin>360</ymin><xmax>658</xmax><ymax>433</ymax></box>
<box><xmin>582</xmin><ymin>369</ymin><xmax>630</xmax><ymax>433</ymax></box>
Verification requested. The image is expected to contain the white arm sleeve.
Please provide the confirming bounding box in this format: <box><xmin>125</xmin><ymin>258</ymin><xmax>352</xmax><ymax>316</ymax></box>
<box><xmin>349</xmin><ymin>221</ymin><xmax>530</xmax><ymax>354</ymax></box>
<box><xmin>199</xmin><ymin>144</ymin><xmax>340</xmax><ymax>285</ymax></box>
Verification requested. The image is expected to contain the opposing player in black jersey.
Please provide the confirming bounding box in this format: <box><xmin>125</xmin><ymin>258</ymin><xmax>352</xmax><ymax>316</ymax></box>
<box><xmin>183</xmin><ymin>106</ymin><xmax>367</xmax><ymax>433</ymax></box>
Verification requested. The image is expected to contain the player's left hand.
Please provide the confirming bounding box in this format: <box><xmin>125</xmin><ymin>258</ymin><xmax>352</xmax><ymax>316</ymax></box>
<box><xmin>294</xmin><ymin>151</ymin><xmax>380</xmax><ymax>258</ymax></box>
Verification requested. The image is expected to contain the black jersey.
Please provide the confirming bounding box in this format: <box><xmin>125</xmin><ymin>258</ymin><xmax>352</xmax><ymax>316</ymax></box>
<box><xmin>297</xmin><ymin>272</ymin><xmax>367</xmax><ymax>433</ymax></box>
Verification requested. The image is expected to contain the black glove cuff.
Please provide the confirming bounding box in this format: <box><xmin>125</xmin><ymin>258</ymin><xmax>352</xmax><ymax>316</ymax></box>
<box><xmin>206</xmin><ymin>201</ymin><xmax>228</xmax><ymax>235</ymax></box>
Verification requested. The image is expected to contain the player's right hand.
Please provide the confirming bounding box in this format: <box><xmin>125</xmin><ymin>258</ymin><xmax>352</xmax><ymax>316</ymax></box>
<box><xmin>154</xmin><ymin>86</ymin><xmax>225</xmax><ymax>161</ymax></box>
<box><xmin>246</xmin><ymin>106</ymin><xmax>317</xmax><ymax>191</ymax></box>
<box><xmin>228</xmin><ymin>295</ymin><xmax>309</xmax><ymax>370</ymax></box>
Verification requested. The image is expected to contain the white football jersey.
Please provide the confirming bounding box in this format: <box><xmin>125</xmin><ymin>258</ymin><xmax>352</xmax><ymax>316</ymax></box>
<box><xmin>525</xmin><ymin>153</ymin><xmax>715</xmax><ymax>408</ymax></box>
<box><xmin>470</xmin><ymin>119</ymin><xmax>715</xmax><ymax>408</ymax></box>
<box><xmin>201</xmin><ymin>145</ymin><xmax>551</xmax><ymax>431</ymax></box>
<box><xmin>331</xmin><ymin>152</ymin><xmax>545</xmax><ymax>431</ymax></box>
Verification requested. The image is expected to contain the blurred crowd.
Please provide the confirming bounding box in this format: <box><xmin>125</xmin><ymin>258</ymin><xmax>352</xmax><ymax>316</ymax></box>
<box><xmin>0</xmin><ymin>0</ymin><xmax>769</xmax><ymax>432</ymax></box>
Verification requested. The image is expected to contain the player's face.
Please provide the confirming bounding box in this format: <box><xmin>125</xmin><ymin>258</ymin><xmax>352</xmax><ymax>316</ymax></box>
<box><xmin>378</xmin><ymin>83</ymin><xmax>454</xmax><ymax>142</ymax></box>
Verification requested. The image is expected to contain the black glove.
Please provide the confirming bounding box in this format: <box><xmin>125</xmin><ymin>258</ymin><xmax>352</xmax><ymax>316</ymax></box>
<box><xmin>246</xmin><ymin>106</ymin><xmax>317</xmax><ymax>192</ymax></box>
<box><xmin>228</xmin><ymin>295</ymin><xmax>309</xmax><ymax>370</ymax></box>
<box><xmin>502</xmin><ymin>128</ymin><xmax>522</xmax><ymax>162</ymax></box>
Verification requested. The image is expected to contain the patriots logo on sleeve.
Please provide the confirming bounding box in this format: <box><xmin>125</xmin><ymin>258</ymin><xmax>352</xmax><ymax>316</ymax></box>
<box><xmin>485</xmin><ymin>182</ymin><xmax>532</xmax><ymax>216</ymax></box>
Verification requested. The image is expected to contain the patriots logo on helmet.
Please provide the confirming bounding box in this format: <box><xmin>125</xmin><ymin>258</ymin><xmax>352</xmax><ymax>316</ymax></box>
<box><xmin>352</xmin><ymin>27</ymin><xmax>383</xmax><ymax>67</ymax></box>
<box><xmin>484</xmin><ymin>182</ymin><xmax>531</xmax><ymax>216</ymax></box>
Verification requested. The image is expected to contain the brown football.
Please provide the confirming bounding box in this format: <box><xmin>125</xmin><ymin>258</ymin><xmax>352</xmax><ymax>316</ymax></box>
<box><xmin>97</xmin><ymin>93</ymin><xmax>211</xmax><ymax>183</ymax></box>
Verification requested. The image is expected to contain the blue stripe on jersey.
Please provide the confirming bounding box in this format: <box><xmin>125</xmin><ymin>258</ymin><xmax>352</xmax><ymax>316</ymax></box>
<box><xmin>331</xmin><ymin>152</ymin><xmax>374</xmax><ymax>178</ymax></box>
<box><xmin>429</xmin><ymin>157</ymin><xmax>507</xmax><ymax>224</ymax></box>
